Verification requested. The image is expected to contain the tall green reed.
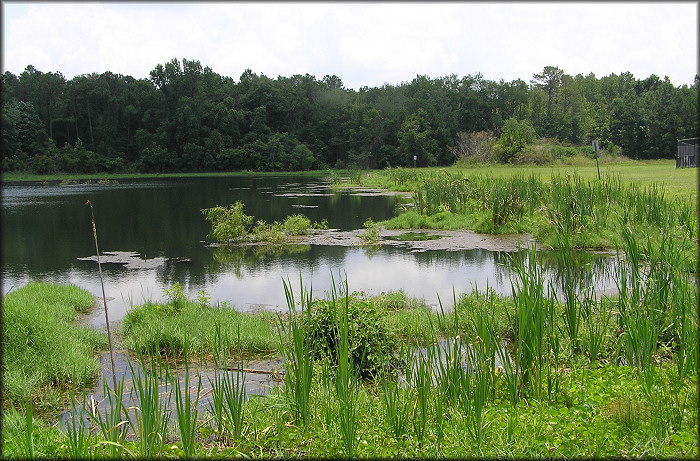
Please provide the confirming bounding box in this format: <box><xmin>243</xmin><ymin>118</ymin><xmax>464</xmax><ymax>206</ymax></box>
<box><xmin>555</xmin><ymin>230</ymin><xmax>582</xmax><ymax>351</ymax></box>
<box><xmin>23</xmin><ymin>400</ymin><xmax>35</xmax><ymax>459</ymax></box>
<box><xmin>382</xmin><ymin>344</ymin><xmax>412</xmax><ymax>439</ymax></box>
<box><xmin>88</xmin><ymin>375</ymin><xmax>131</xmax><ymax>458</ymax></box>
<box><xmin>171</xmin><ymin>336</ymin><xmax>202</xmax><ymax>458</ymax></box>
<box><xmin>221</xmin><ymin>366</ymin><xmax>246</xmax><ymax>438</ymax></box>
<box><xmin>65</xmin><ymin>393</ymin><xmax>93</xmax><ymax>458</ymax></box>
<box><xmin>382</xmin><ymin>375</ymin><xmax>410</xmax><ymax>439</ymax></box>
<box><xmin>208</xmin><ymin>323</ymin><xmax>247</xmax><ymax>439</ymax></box>
<box><xmin>333</xmin><ymin>276</ymin><xmax>359</xmax><ymax>457</ymax></box>
<box><xmin>412</xmin><ymin>350</ymin><xmax>432</xmax><ymax>445</ymax></box>
<box><xmin>506</xmin><ymin>245</ymin><xmax>550</xmax><ymax>400</ymax></box>
<box><xmin>129</xmin><ymin>350</ymin><xmax>171</xmax><ymax>458</ymax></box>
<box><xmin>584</xmin><ymin>295</ymin><xmax>612</xmax><ymax>364</ymax></box>
<box><xmin>279</xmin><ymin>276</ymin><xmax>314</xmax><ymax>427</ymax></box>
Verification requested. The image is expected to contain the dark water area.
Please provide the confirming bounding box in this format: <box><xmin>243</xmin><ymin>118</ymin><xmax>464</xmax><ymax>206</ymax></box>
<box><xmin>2</xmin><ymin>175</ymin><xmax>618</xmax><ymax>328</ymax></box>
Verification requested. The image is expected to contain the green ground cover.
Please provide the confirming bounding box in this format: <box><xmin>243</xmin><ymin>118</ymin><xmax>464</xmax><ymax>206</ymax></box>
<box><xmin>2</xmin><ymin>283</ymin><xmax>106</xmax><ymax>412</ymax></box>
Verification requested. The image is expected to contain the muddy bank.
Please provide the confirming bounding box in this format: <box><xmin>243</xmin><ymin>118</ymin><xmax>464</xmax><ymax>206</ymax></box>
<box><xmin>204</xmin><ymin>227</ymin><xmax>536</xmax><ymax>253</ymax></box>
<box><xmin>305</xmin><ymin>227</ymin><xmax>536</xmax><ymax>252</ymax></box>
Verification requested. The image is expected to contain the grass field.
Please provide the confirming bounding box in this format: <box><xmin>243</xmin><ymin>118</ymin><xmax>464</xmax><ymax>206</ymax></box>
<box><xmin>359</xmin><ymin>159</ymin><xmax>698</xmax><ymax>204</ymax></box>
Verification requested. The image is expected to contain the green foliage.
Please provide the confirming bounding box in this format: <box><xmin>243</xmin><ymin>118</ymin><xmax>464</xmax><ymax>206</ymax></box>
<box><xmin>202</xmin><ymin>201</ymin><xmax>253</xmax><ymax>243</ymax></box>
<box><xmin>359</xmin><ymin>217</ymin><xmax>381</xmax><ymax>244</ymax></box>
<box><xmin>1</xmin><ymin>62</ymin><xmax>696</xmax><ymax>174</ymax></box>
<box><xmin>202</xmin><ymin>201</ymin><xmax>318</xmax><ymax>244</ymax></box>
<box><xmin>303</xmin><ymin>291</ymin><xmax>399</xmax><ymax>380</ymax></box>
<box><xmin>122</xmin><ymin>285</ymin><xmax>277</xmax><ymax>358</ymax></box>
<box><xmin>493</xmin><ymin>117</ymin><xmax>537</xmax><ymax>163</ymax></box>
<box><xmin>281</xmin><ymin>214</ymin><xmax>312</xmax><ymax>235</ymax></box>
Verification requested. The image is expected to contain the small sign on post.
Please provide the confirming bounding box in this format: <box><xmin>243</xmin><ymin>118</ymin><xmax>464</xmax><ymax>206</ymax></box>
<box><xmin>592</xmin><ymin>140</ymin><xmax>601</xmax><ymax>180</ymax></box>
<box><xmin>414</xmin><ymin>155</ymin><xmax>417</xmax><ymax>169</ymax></box>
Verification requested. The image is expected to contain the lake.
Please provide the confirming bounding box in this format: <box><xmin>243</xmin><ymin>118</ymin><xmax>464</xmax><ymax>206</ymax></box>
<box><xmin>1</xmin><ymin>174</ymin><xmax>617</xmax><ymax>327</ymax></box>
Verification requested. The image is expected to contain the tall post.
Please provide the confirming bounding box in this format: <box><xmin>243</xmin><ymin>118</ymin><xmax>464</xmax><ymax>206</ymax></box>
<box><xmin>592</xmin><ymin>140</ymin><xmax>601</xmax><ymax>180</ymax></box>
<box><xmin>85</xmin><ymin>200</ymin><xmax>118</xmax><ymax>391</ymax></box>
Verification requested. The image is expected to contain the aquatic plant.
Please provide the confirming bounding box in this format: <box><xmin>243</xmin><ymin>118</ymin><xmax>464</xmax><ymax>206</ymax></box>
<box><xmin>359</xmin><ymin>217</ymin><xmax>381</xmax><ymax>244</ymax></box>
<box><xmin>279</xmin><ymin>277</ymin><xmax>314</xmax><ymax>427</ymax></box>
<box><xmin>171</xmin><ymin>337</ymin><xmax>202</xmax><ymax>458</ymax></box>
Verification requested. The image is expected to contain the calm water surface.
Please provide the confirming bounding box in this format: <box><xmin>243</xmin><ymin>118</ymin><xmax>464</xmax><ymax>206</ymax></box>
<box><xmin>2</xmin><ymin>175</ymin><xmax>616</xmax><ymax>327</ymax></box>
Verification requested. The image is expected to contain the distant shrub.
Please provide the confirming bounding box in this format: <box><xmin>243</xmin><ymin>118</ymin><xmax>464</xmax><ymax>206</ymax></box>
<box><xmin>493</xmin><ymin>118</ymin><xmax>537</xmax><ymax>163</ymax></box>
<box><xmin>450</xmin><ymin>131</ymin><xmax>496</xmax><ymax>164</ymax></box>
<box><xmin>359</xmin><ymin>218</ymin><xmax>381</xmax><ymax>245</ymax></box>
<box><xmin>202</xmin><ymin>201</ymin><xmax>253</xmax><ymax>243</ymax></box>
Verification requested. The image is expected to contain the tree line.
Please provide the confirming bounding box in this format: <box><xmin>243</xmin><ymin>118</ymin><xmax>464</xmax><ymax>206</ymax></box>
<box><xmin>1</xmin><ymin>59</ymin><xmax>697</xmax><ymax>174</ymax></box>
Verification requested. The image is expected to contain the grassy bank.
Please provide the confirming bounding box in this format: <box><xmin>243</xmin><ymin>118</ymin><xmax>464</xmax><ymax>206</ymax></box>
<box><xmin>363</xmin><ymin>164</ymin><xmax>698</xmax><ymax>273</ymax></box>
<box><xmin>357</xmin><ymin>159</ymin><xmax>698</xmax><ymax>203</ymax></box>
<box><xmin>2</xmin><ymin>283</ymin><xmax>106</xmax><ymax>411</ymax></box>
<box><xmin>122</xmin><ymin>283</ymin><xmax>279</xmax><ymax>359</ymax></box>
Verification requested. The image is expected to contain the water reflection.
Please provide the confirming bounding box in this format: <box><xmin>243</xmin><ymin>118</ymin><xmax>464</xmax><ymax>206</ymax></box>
<box><xmin>2</xmin><ymin>176</ymin><xmax>618</xmax><ymax>328</ymax></box>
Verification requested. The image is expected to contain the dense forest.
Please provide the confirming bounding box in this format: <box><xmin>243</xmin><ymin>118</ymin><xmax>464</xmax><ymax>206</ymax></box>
<box><xmin>1</xmin><ymin>58</ymin><xmax>698</xmax><ymax>174</ymax></box>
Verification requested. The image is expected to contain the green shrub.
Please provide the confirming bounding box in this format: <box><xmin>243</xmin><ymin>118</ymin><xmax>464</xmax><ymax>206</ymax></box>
<box><xmin>201</xmin><ymin>201</ymin><xmax>253</xmax><ymax>243</ymax></box>
<box><xmin>493</xmin><ymin>118</ymin><xmax>537</xmax><ymax>163</ymax></box>
<box><xmin>282</xmin><ymin>214</ymin><xmax>312</xmax><ymax>235</ymax></box>
<box><xmin>303</xmin><ymin>292</ymin><xmax>399</xmax><ymax>380</ymax></box>
<box><xmin>359</xmin><ymin>217</ymin><xmax>381</xmax><ymax>244</ymax></box>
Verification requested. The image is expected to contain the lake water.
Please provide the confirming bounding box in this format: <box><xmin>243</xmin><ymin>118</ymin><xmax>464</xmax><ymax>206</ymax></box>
<box><xmin>1</xmin><ymin>175</ymin><xmax>617</xmax><ymax>327</ymax></box>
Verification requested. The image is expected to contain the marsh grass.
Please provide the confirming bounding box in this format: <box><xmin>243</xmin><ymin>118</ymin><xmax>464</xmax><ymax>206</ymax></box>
<box><xmin>2</xmin><ymin>282</ymin><xmax>106</xmax><ymax>406</ymax></box>
<box><xmin>383</xmin><ymin>168</ymin><xmax>696</xmax><ymax>267</ymax></box>
<box><xmin>171</xmin><ymin>337</ymin><xmax>202</xmax><ymax>458</ymax></box>
<box><xmin>129</xmin><ymin>352</ymin><xmax>171</xmax><ymax>458</ymax></box>
<box><xmin>279</xmin><ymin>277</ymin><xmax>314</xmax><ymax>427</ymax></box>
<box><xmin>24</xmin><ymin>400</ymin><xmax>36</xmax><ymax>459</ymax></box>
<box><xmin>88</xmin><ymin>375</ymin><xmax>131</xmax><ymax>458</ymax></box>
<box><xmin>64</xmin><ymin>393</ymin><xmax>93</xmax><ymax>458</ymax></box>
<box><xmin>333</xmin><ymin>277</ymin><xmax>360</xmax><ymax>457</ymax></box>
<box><xmin>123</xmin><ymin>288</ymin><xmax>277</xmax><ymax>358</ymax></box>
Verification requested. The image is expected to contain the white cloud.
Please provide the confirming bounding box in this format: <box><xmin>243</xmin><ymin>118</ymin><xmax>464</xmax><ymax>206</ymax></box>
<box><xmin>2</xmin><ymin>2</ymin><xmax>697</xmax><ymax>87</ymax></box>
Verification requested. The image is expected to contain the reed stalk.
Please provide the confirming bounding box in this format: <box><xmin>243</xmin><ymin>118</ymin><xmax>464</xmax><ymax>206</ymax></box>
<box><xmin>129</xmin><ymin>351</ymin><xmax>171</xmax><ymax>458</ymax></box>
<box><xmin>382</xmin><ymin>378</ymin><xmax>410</xmax><ymax>438</ymax></box>
<box><xmin>84</xmin><ymin>200</ymin><xmax>117</xmax><ymax>391</ymax></box>
<box><xmin>23</xmin><ymin>400</ymin><xmax>35</xmax><ymax>459</ymax></box>
<box><xmin>221</xmin><ymin>364</ymin><xmax>246</xmax><ymax>438</ymax></box>
<box><xmin>334</xmin><ymin>276</ymin><xmax>358</xmax><ymax>457</ymax></box>
<box><xmin>412</xmin><ymin>350</ymin><xmax>431</xmax><ymax>445</ymax></box>
<box><xmin>65</xmin><ymin>394</ymin><xmax>92</xmax><ymax>458</ymax></box>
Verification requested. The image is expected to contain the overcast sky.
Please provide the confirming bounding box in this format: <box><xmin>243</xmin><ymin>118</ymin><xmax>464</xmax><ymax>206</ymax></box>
<box><xmin>2</xmin><ymin>1</ymin><xmax>698</xmax><ymax>89</ymax></box>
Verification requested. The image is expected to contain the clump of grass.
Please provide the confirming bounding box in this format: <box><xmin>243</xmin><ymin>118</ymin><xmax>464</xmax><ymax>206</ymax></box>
<box><xmin>279</xmin><ymin>277</ymin><xmax>314</xmax><ymax>427</ymax></box>
<box><xmin>129</xmin><ymin>352</ymin><xmax>171</xmax><ymax>458</ymax></box>
<box><xmin>122</xmin><ymin>286</ymin><xmax>277</xmax><ymax>358</ymax></box>
<box><xmin>2</xmin><ymin>282</ymin><xmax>106</xmax><ymax>405</ymax></box>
